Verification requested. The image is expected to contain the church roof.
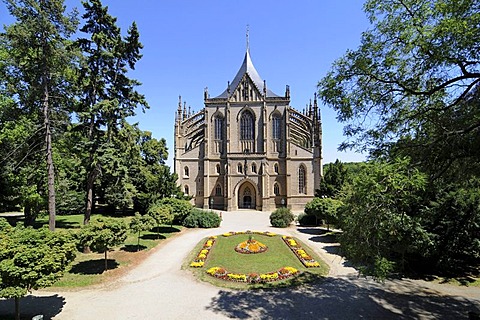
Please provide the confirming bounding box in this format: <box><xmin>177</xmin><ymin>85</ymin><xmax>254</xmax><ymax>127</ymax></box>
<box><xmin>214</xmin><ymin>50</ymin><xmax>281</xmax><ymax>99</ymax></box>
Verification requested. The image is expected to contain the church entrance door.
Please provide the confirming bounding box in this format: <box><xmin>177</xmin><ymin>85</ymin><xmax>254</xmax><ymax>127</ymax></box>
<box><xmin>238</xmin><ymin>182</ymin><xmax>255</xmax><ymax>209</ymax></box>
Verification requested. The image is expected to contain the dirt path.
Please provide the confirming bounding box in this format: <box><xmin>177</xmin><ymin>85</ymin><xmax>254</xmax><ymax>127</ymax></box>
<box><xmin>1</xmin><ymin>210</ymin><xmax>479</xmax><ymax>319</ymax></box>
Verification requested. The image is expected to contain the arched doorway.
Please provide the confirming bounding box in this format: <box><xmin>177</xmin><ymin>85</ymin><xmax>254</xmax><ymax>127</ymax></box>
<box><xmin>238</xmin><ymin>181</ymin><xmax>256</xmax><ymax>209</ymax></box>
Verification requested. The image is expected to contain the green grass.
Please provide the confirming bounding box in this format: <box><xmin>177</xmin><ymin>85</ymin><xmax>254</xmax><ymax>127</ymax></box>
<box><xmin>187</xmin><ymin>233</ymin><xmax>329</xmax><ymax>289</ymax></box>
<box><xmin>31</xmin><ymin>214</ymin><xmax>184</xmax><ymax>289</ymax></box>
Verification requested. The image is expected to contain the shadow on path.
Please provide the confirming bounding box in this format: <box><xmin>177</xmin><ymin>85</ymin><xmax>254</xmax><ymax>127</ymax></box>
<box><xmin>0</xmin><ymin>294</ymin><xmax>65</xmax><ymax>320</ymax></box>
<box><xmin>206</xmin><ymin>277</ymin><xmax>480</xmax><ymax>319</ymax></box>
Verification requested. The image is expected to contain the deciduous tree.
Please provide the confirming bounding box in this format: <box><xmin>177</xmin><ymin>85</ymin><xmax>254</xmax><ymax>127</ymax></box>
<box><xmin>2</xmin><ymin>0</ymin><xmax>78</xmax><ymax>230</ymax></box>
<box><xmin>0</xmin><ymin>220</ymin><xmax>76</xmax><ymax>320</ymax></box>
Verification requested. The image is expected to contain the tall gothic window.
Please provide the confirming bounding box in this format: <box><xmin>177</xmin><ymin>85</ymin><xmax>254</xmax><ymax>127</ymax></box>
<box><xmin>274</xmin><ymin>163</ymin><xmax>279</xmax><ymax>174</ymax></box>
<box><xmin>214</xmin><ymin>116</ymin><xmax>223</xmax><ymax>140</ymax></box>
<box><xmin>298</xmin><ymin>165</ymin><xmax>306</xmax><ymax>194</ymax></box>
<box><xmin>184</xmin><ymin>166</ymin><xmax>189</xmax><ymax>177</ymax></box>
<box><xmin>184</xmin><ymin>185</ymin><xmax>189</xmax><ymax>195</ymax></box>
<box><xmin>240</xmin><ymin>110</ymin><xmax>254</xmax><ymax>140</ymax></box>
<box><xmin>274</xmin><ymin>183</ymin><xmax>280</xmax><ymax>196</ymax></box>
<box><xmin>216</xmin><ymin>164</ymin><xmax>221</xmax><ymax>174</ymax></box>
<box><xmin>215</xmin><ymin>184</ymin><xmax>222</xmax><ymax>196</ymax></box>
<box><xmin>272</xmin><ymin>114</ymin><xmax>281</xmax><ymax>140</ymax></box>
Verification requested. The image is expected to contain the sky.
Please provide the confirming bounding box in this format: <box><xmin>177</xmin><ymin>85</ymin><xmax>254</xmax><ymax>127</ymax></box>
<box><xmin>1</xmin><ymin>1</ymin><xmax>371</xmax><ymax>167</ymax></box>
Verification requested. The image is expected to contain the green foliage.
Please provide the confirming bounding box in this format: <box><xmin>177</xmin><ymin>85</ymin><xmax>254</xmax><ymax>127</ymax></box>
<box><xmin>0</xmin><ymin>219</ymin><xmax>76</xmax><ymax>318</ymax></box>
<box><xmin>155</xmin><ymin>198</ymin><xmax>193</xmax><ymax>224</ymax></box>
<box><xmin>339</xmin><ymin>159</ymin><xmax>429</xmax><ymax>277</ymax></box>
<box><xmin>296</xmin><ymin>213</ymin><xmax>317</xmax><ymax>226</ymax></box>
<box><xmin>424</xmin><ymin>181</ymin><xmax>480</xmax><ymax>271</ymax></box>
<box><xmin>147</xmin><ymin>203</ymin><xmax>173</xmax><ymax>238</ymax></box>
<box><xmin>77</xmin><ymin>217</ymin><xmax>127</xmax><ymax>270</ymax></box>
<box><xmin>317</xmin><ymin>159</ymin><xmax>349</xmax><ymax>198</ymax></box>
<box><xmin>129</xmin><ymin>212</ymin><xmax>155</xmax><ymax>251</ymax></box>
<box><xmin>304</xmin><ymin>197</ymin><xmax>343</xmax><ymax>228</ymax></box>
<box><xmin>269</xmin><ymin>207</ymin><xmax>295</xmax><ymax>228</ymax></box>
<box><xmin>319</xmin><ymin>0</ymin><xmax>480</xmax><ymax>178</ymax></box>
<box><xmin>183</xmin><ymin>209</ymin><xmax>221</xmax><ymax>228</ymax></box>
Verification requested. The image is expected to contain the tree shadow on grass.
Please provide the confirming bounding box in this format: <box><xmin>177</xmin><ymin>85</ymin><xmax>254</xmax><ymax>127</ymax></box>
<box><xmin>69</xmin><ymin>259</ymin><xmax>119</xmax><ymax>274</ymax></box>
<box><xmin>152</xmin><ymin>226</ymin><xmax>181</xmax><ymax>234</ymax></box>
<box><xmin>140</xmin><ymin>233</ymin><xmax>166</xmax><ymax>240</ymax></box>
<box><xmin>121</xmin><ymin>244</ymin><xmax>147</xmax><ymax>252</ymax></box>
<box><xmin>206</xmin><ymin>277</ymin><xmax>480</xmax><ymax>319</ymax></box>
<box><xmin>0</xmin><ymin>294</ymin><xmax>65</xmax><ymax>320</ymax></box>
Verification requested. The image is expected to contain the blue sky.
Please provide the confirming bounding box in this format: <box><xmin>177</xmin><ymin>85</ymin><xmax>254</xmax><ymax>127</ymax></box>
<box><xmin>2</xmin><ymin>1</ymin><xmax>371</xmax><ymax>166</ymax></box>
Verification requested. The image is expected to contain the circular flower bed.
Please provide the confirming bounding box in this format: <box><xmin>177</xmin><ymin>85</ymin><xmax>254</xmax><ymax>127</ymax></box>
<box><xmin>235</xmin><ymin>236</ymin><xmax>268</xmax><ymax>254</ymax></box>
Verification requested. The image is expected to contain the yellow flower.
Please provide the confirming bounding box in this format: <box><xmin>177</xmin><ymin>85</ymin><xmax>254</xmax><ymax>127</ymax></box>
<box><xmin>190</xmin><ymin>261</ymin><xmax>204</xmax><ymax>268</ymax></box>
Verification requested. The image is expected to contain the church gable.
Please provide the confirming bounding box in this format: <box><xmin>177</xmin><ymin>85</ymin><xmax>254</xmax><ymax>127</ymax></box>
<box><xmin>230</xmin><ymin>74</ymin><xmax>263</xmax><ymax>102</ymax></box>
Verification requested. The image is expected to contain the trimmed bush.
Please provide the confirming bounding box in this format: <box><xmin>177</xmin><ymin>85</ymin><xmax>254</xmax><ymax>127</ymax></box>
<box><xmin>156</xmin><ymin>198</ymin><xmax>193</xmax><ymax>224</ymax></box>
<box><xmin>270</xmin><ymin>207</ymin><xmax>294</xmax><ymax>228</ymax></box>
<box><xmin>183</xmin><ymin>209</ymin><xmax>221</xmax><ymax>228</ymax></box>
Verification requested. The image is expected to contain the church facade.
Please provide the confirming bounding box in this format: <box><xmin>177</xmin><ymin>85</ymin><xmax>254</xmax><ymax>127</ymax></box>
<box><xmin>174</xmin><ymin>50</ymin><xmax>322</xmax><ymax>211</ymax></box>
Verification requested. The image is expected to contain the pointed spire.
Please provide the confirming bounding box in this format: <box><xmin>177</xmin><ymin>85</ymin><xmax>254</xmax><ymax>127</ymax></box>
<box><xmin>183</xmin><ymin>102</ymin><xmax>187</xmax><ymax>118</ymax></box>
<box><xmin>177</xmin><ymin>95</ymin><xmax>183</xmax><ymax>120</ymax></box>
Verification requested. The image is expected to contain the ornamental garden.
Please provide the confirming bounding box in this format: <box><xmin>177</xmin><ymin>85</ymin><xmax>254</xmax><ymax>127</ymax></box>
<box><xmin>187</xmin><ymin>230</ymin><xmax>329</xmax><ymax>288</ymax></box>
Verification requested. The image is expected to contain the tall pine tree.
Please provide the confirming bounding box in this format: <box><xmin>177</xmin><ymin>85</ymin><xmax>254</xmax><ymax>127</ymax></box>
<box><xmin>75</xmin><ymin>0</ymin><xmax>147</xmax><ymax>224</ymax></box>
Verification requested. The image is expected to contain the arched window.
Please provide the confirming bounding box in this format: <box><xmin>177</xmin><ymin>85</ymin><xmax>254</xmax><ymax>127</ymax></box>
<box><xmin>184</xmin><ymin>166</ymin><xmax>189</xmax><ymax>177</ymax></box>
<box><xmin>184</xmin><ymin>185</ymin><xmax>189</xmax><ymax>195</ymax></box>
<box><xmin>274</xmin><ymin>183</ymin><xmax>280</xmax><ymax>196</ymax></box>
<box><xmin>274</xmin><ymin>163</ymin><xmax>279</xmax><ymax>174</ymax></box>
<box><xmin>215</xmin><ymin>184</ymin><xmax>222</xmax><ymax>196</ymax></box>
<box><xmin>240</xmin><ymin>110</ymin><xmax>254</xmax><ymax>140</ymax></box>
<box><xmin>216</xmin><ymin>164</ymin><xmax>221</xmax><ymax>174</ymax></box>
<box><xmin>298</xmin><ymin>165</ymin><xmax>306</xmax><ymax>194</ymax></box>
<box><xmin>272</xmin><ymin>114</ymin><xmax>281</xmax><ymax>140</ymax></box>
<box><xmin>237</xmin><ymin>163</ymin><xmax>243</xmax><ymax>173</ymax></box>
<box><xmin>214</xmin><ymin>116</ymin><xmax>223</xmax><ymax>140</ymax></box>
<box><xmin>251</xmin><ymin>163</ymin><xmax>257</xmax><ymax>174</ymax></box>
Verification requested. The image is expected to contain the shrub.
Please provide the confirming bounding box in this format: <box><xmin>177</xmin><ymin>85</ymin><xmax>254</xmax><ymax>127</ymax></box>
<box><xmin>156</xmin><ymin>198</ymin><xmax>193</xmax><ymax>224</ymax></box>
<box><xmin>270</xmin><ymin>207</ymin><xmax>294</xmax><ymax>228</ymax></box>
<box><xmin>183</xmin><ymin>208</ymin><xmax>221</xmax><ymax>228</ymax></box>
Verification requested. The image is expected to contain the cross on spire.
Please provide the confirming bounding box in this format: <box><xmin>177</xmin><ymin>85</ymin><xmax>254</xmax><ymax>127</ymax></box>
<box><xmin>246</xmin><ymin>24</ymin><xmax>250</xmax><ymax>52</ymax></box>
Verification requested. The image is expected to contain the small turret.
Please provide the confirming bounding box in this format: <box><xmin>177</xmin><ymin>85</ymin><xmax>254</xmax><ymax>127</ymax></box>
<box><xmin>285</xmin><ymin>85</ymin><xmax>290</xmax><ymax>99</ymax></box>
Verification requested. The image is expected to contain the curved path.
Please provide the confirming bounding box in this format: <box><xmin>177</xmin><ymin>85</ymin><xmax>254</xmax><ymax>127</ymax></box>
<box><xmin>3</xmin><ymin>211</ymin><xmax>480</xmax><ymax>319</ymax></box>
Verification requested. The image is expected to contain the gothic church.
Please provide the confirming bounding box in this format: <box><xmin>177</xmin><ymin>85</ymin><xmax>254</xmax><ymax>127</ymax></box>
<box><xmin>174</xmin><ymin>49</ymin><xmax>322</xmax><ymax>211</ymax></box>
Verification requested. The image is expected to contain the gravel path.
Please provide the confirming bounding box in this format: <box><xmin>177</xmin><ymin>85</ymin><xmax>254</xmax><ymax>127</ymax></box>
<box><xmin>1</xmin><ymin>210</ymin><xmax>479</xmax><ymax>319</ymax></box>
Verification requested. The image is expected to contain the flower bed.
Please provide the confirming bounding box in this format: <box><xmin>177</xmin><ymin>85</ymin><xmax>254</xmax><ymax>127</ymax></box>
<box><xmin>235</xmin><ymin>236</ymin><xmax>268</xmax><ymax>254</ymax></box>
<box><xmin>223</xmin><ymin>230</ymin><xmax>276</xmax><ymax>237</ymax></box>
<box><xmin>190</xmin><ymin>236</ymin><xmax>216</xmax><ymax>268</ymax></box>
<box><xmin>206</xmin><ymin>266</ymin><xmax>299</xmax><ymax>283</ymax></box>
<box><xmin>282</xmin><ymin>236</ymin><xmax>320</xmax><ymax>268</ymax></box>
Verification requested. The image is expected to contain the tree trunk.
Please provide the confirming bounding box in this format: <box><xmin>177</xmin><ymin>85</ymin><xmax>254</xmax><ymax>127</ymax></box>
<box><xmin>104</xmin><ymin>250</ymin><xmax>108</xmax><ymax>271</ymax></box>
<box><xmin>137</xmin><ymin>230</ymin><xmax>140</xmax><ymax>251</ymax></box>
<box><xmin>43</xmin><ymin>76</ymin><xmax>56</xmax><ymax>232</ymax></box>
<box><xmin>84</xmin><ymin>170</ymin><xmax>95</xmax><ymax>225</ymax></box>
<box><xmin>84</xmin><ymin>114</ymin><xmax>97</xmax><ymax>226</ymax></box>
<box><xmin>15</xmin><ymin>297</ymin><xmax>20</xmax><ymax>320</ymax></box>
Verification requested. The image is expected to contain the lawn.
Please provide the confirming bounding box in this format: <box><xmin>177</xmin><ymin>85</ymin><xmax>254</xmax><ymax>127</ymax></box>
<box><xmin>187</xmin><ymin>233</ymin><xmax>329</xmax><ymax>289</ymax></box>
<box><xmin>32</xmin><ymin>214</ymin><xmax>183</xmax><ymax>289</ymax></box>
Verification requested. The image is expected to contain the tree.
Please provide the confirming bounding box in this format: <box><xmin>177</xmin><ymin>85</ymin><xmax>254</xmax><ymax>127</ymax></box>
<box><xmin>77</xmin><ymin>217</ymin><xmax>127</xmax><ymax>271</ymax></box>
<box><xmin>2</xmin><ymin>0</ymin><xmax>79</xmax><ymax>230</ymax></box>
<box><xmin>304</xmin><ymin>197</ymin><xmax>343</xmax><ymax>230</ymax></box>
<box><xmin>129</xmin><ymin>212</ymin><xmax>154</xmax><ymax>251</ymax></box>
<box><xmin>316</xmin><ymin>159</ymin><xmax>349</xmax><ymax>198</ymax></box>
<box><xmin>318</xmin><ymin>0</ymin><xmax>480</xmax><ymax>176</ymax></box>
<box><xmin>339</xmin><ymin>159</ymin><xmax>429</xmax><ymax>279</ymax></box>
<box><xmin>147</xmin><ymin>203</ymin><xmax>173</xmax><ymax>239</ymax></box>
<box><xmin>75</xmin><ymin>0</ymin><xmax>147</xmax><ymax>224</ymax></box>
<box><xmin>0</xmin><ymin>220</ymin><xmax>76</xmax><ymax>320</ymax></box>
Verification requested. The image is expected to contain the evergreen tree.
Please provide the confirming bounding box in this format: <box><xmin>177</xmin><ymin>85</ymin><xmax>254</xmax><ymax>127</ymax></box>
<box><xmin>75</xmin><ymin>0</ymin><xmax>147</xmax><ymax>224</ymax></box>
